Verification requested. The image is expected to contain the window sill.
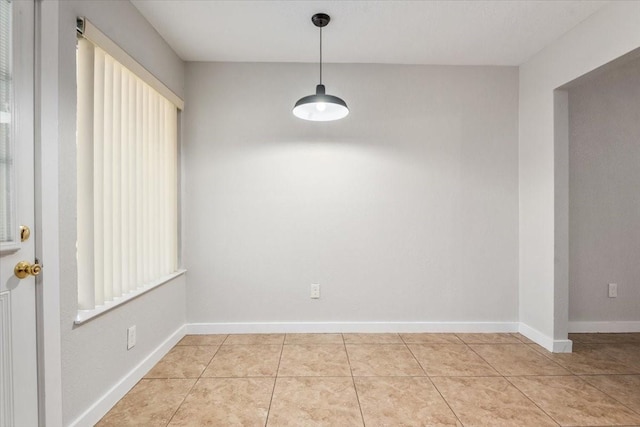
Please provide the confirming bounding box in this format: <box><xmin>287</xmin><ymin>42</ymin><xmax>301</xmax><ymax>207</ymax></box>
<box><xmin>74</xmin><ymin>269</ymin><xmax>187</xmax><ymax>325</ymax></box>
<box><xmin>0</xmin><ymin>241</ymin><xmax>21</xmax><ymax>255</ymax></box>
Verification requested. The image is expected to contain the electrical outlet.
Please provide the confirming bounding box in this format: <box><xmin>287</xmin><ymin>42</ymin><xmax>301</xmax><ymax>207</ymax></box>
<box><xmin>310</xmin><ymin>283</ymin><xmax>320</xmax><ymax>299</ymax></box>
<box><xmin>127</xmin><ymin>325</ymin><xmax>137</xmax><ymax>349</ymax></box>
<box><xmin>608</xmin><ymin>283</ymin><xmax>617</xmax><ymax>298</ymax></box>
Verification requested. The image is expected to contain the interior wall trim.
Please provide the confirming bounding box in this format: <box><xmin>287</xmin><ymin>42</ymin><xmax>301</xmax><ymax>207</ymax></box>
<box><xmin>186</xmin><ymin>321</ymin><xmax>520</xmax><ymax>335</ymax></box>
<box><xmin>518</xmin><ymin>322</ymin><xmax>573</xmax><ymax>353</ymax></box>
<box><xmin>67</xmin><ymin>324</ymin><xmax>186</xmax><ymax>427</ymax></box>
<box><xmin>568</xmin><ymin>321</ymin><xmax>640</xmax><ymax>333</ymax></box>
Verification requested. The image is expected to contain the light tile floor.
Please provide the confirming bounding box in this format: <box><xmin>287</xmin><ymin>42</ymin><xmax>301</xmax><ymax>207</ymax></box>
<box><xmin>97</xmin><ymin>332</ymin><xmax>640</xmax><ymax>426</ymax></box>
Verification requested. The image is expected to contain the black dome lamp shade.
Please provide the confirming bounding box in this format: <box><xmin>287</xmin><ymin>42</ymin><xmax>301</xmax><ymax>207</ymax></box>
<box><xmin>293</xmin><ymin>13</ymin><xmax>349</xmax><ymax>121</ymax></box>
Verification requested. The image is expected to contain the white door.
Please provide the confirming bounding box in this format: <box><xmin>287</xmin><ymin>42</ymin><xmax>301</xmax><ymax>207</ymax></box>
<box><xmin>0</xmin><ymin>1</ymin><xmax>38</xmax><ymax>426</ymax></box>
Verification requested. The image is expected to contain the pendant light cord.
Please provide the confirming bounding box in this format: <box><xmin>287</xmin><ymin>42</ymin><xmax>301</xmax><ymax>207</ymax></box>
<box><xmin>319</xmin><ymin>26</ymin><xmax>323</xmax><ymax>85</ymax></box>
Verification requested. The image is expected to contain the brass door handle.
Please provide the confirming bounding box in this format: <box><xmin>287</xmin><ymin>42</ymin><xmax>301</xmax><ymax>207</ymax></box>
<box><xmin>20</xmin><ymin>225</ymin><xmax>31</xmax><ymax>242</ymax></box>
<box><xmin>14</xmin><ymin>261</ymin><xmax>42</xmax><ymax>279</ymax></box>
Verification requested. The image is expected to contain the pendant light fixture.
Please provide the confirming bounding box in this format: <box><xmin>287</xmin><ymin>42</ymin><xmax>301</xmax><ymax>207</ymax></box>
<box><xmin>293</xmin><ymin>13</ymin><xmax>349</xmax><ymax>122</ymax></box>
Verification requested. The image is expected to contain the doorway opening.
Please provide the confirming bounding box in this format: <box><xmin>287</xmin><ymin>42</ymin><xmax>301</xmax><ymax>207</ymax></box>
<box><xmin>555</xmin><ymin>47</ymin><xmax>640</xmax><ymax>337</ymax></box>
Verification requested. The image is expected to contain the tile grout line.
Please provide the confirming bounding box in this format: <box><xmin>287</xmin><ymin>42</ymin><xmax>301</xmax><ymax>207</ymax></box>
<box><xmin>516</xmin><ymin>337</ymin><xmax>640</xmax><ymax>425</ymax></box>
<box><xmin>532</xmin><ymin>342</ymin><xmax>638</xmax><ymax>376</ymax></box>
<box><xmin>520</xmin><ymin>338</ymin><xmax>640</xmax><ymax>423</ymax></box>
<box><xmin>598</xmin><ymin>345</ymin><xmax>640</xmax><ymax>373</ymax></box>
<box><xmin>399</xmin><ymin>334</ymin><xmax>428</xmax><ymax>377</ymax></box>
<box><xmin>575</xmin><ymin>374</ymin><xmax>640</xmax><ymax>418</ymax></box>
<box><xmin>200</xmin><ymin>339</ymin><xmax>226</xmax><ymax>375</ymax></box>
<box><xmin>264</xmin><ymin>338</ymin><xmax>286</xmax><ymax>427</ymax></box>
<box><xmin>502</xmin><ymin>376</ymin><xmax>561</xmax><ymax>426</ymax></box>
<box><xmin>104</xmin><ymin>333</ymin><xmax>640</xmax><ymax>426</ymax></box>
<box><xmin>465</xmin><ymin>341</ymin><xmax>566</xmax><ymax>378</ymax></box>
<box><xmin>427</xmin><ymin>379</ymin><xmax>467</xmax><ymax>427</ymax></box>
<box><xmin>164</xmin><ymin>377</ymin><xmax>199</xmax><ymax>427</ymax></box>
<box><xmin>343</xmin><ymin>333</ymin><xmax>367</xmax><ymax>427</ymax></box>
<box><xmin>402</xmin><ymin>335</ymin><xmax>466</xmax><ymax>427</ymax></box>
<box><xmin>461</xmin><ymin>338</ymin><xmax>561</xmax><ymax>426</ymax></box>
<box><xmin>464</xmin><ymin>341</ymin><xmax>503</xmax><ymax>376</ymax></box>
<box><xmin>163</xmin><ymin>339</ymin><xmax>225</xmax><ymax>426</ymax></box>
<box><xmin>515</xmin><ymin>343</ymin><xmax>574</xmax><ymax>375</ymax></box>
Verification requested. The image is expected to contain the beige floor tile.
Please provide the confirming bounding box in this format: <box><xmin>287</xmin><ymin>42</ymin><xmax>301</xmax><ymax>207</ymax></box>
<box><xmin>509</xmin><ymin>375</ymin><xmax>640</xmax><ymax>426</ymax></box>
<box><xmin>346</xmin><ymin>344</ymin><xmax>425</xmax><ymax>376</ymax></box>
<box><xmin>176</xmin><ymin>334</ymin><xmax>228</xmax><ymax>346</ymax></box>
<box><xmin>278</xmin><ymin>344</ymin><xmax>351</xmax><ymax>376</ymax></box>
<box><xmin>409</xmin><ymin>344</ymin><xmax>499</xmax><ymax>377</ymax></box>
<box><xmin>104</xmin><ymin>332</ymin><xmax>640</xmax><ymax>426</ymax></box>
<box><xmin>97</xmin><ymin>379</ymin><xmax>195</xmax><ymax>426</ymax></box>
<box><xmin>355</xmin><ymin>377</ymin><xmax>460</xmax><ymax>426</ymax></box>
<box><xmin>581</xmin><ymin>375</ymin><xmax>640</xmax><ymax>414</ymax></box>
<box><xmin>527</xmin><ymin>343</ymin><xmax>554</xmax><ymax>355</ymax></box>
<box><xmin>534</xmin><ymin>343</ymin><xmax>639</xmax><ymax>375</ymax></box>
<box><xmin>267</xmin><ymin>377</ymin><xmax>363</xmax><ymax>426</ymax></box>
<box><xmin>455</xmin><ymin>333</ymin><xmax>522</xmax><ymax>344</ymax></box>
<box><xmin>400</xmin><ymin>333</ymin><xmax>463</xmax><ymax>344</ymax></box>
<box><xmin>285</xmin><ymin>333</ymin><xmax>343</xmax><ymax>344</ymax></box>
<box><xmin>168</xmin><ymin>378</ymin><xmax>274</xmax><ymax>426</ymax></box>
<box><xmin>224</xmin><ymin>333</ymin><xmax>285</xmax><ymax>345</ymax></box>
<box><xmin>202</xmin><ymin>344</ymin><xmax>281</xmax><ymax>377</ymax></box>
<box><xmin>601</xmin><ymin>343</ymin><xmax>640</xmax><ymax>372</ymax></box>
<box><xmin>511</xmin><ymin>333</ymin><xmax>536</xmax><ymax>344</ymax></box>
<box><xmin>470</xmin><ymin>344</ymin><xmax>570</xmax><ymax>376</ymax></box>
<box><xmin>432</xmin><ymin>376</ymin><xmax>558</xmax><ymax>426</ymax></box>
<box><xmin>625</xmin><ymin>333</ymin><xmax>640</xmax><ymax>343</ymax></box>
<box><xmin>343</xmin><ymin>333</ymin><xmax>403</xmax><ymax>344</ymax></box>
<box><xmin>144</xmin><ymin>346</ymin><xmax>218</xmax><ymax>378</ymax></box>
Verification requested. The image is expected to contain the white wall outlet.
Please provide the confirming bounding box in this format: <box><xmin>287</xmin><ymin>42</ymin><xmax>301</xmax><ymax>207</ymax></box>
<box><xmin>127</xmin><ymin>325</ymin><xmax>137</xmax><ymax>350</ymax></box>
<box><xmin>608</xmin><ymin>283</ymin><xmax>618</xmax><ymax>298</ymax></box>
<box><xmin>310</xmin><ymin>283</ymin><xmax>320</xmax><ymax>299</ymax></box>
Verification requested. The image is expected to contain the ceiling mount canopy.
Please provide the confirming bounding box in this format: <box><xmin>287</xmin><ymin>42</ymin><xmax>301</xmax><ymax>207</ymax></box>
<box><xmin>293</xmin><ymin>13</ymin><xmax>349</xmax><ymax>122</ymax></box>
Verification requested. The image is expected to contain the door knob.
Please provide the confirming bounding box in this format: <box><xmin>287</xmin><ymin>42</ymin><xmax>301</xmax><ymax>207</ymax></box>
<box><xmin>14</xmin><ymin>261</ymin><xmax>42</xmax><ymax>279</ymax></box>
<box><xmin>20</xmin><ymin>225</ymin><xmax>31</xmax><ymax>242</ymax></box>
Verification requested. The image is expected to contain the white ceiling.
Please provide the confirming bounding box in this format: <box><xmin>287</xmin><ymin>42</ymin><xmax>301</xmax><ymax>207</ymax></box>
<box><xmin>132</xmin><ymin>0</ymin><xmax>609</xmax><ymax>66</ymax></box>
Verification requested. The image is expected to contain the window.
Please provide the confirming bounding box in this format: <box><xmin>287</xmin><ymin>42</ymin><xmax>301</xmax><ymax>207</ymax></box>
<box><xmin>76</xmin><ymin>19</ymin><xmax>184</xmax><ymax>321</ymax></box>
<box><xmin>0</xmin><ymin>0</ymin><xmax>13</xmax><ymax>245</ymax></box>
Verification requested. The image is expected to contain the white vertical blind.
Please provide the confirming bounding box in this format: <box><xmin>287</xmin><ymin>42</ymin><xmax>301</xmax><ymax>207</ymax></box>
<box><xmin>77</xmin><ymin>38</ymin><xmax>94</xmax><ymax>309</ymax></box>
<box><xmin>77</xmin><ymin>39</ymin><xmax>178</xmax><ymax>310</ymax></box>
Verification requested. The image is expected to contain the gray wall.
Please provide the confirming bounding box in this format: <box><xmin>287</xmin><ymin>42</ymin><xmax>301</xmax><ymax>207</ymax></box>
<box><xmin>184</xmin><ymin>62</ymin><xmax>519</xmax><ymax>325</ymax></box>
<box><xmin>568</xmin><ymin>56</ymin><xmax>640</xmax><ymax>324</ymax></box>
<box><xmin>518</xmin><ymin>1</ymin><xmax>640</xmax><ymax>346</ymax></box>
<box><xmin>52</xmin><ymin>1</ymin><xmax>186</xmax><ymax>424</ymax></box>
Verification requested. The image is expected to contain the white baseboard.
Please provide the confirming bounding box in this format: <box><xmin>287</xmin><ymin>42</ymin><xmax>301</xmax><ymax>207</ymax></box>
<box><xmin>569</xmin><ymin>321</ymin><xmax>640</xmax><ymax>333</ymax></box>
<box><xmin>518</xmin><ymin>323</ymin><xmax>573</xmax><ymax>353</ymax></box>
<box><xmin>186</xmin><ymin>321</ymin><xmax>519</xmax><ymax>334</ymax></box>
<box><xmin>68</xmin><ymin>324</ymin><xmax>186</xmax><ymax>427</ymax></box>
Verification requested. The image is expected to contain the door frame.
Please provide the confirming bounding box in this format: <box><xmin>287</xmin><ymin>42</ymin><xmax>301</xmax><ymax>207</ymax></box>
<box><xmin>35</xmin><ymin>0</ymin><xmax>63</xmax><ymax>425</ymax></box>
